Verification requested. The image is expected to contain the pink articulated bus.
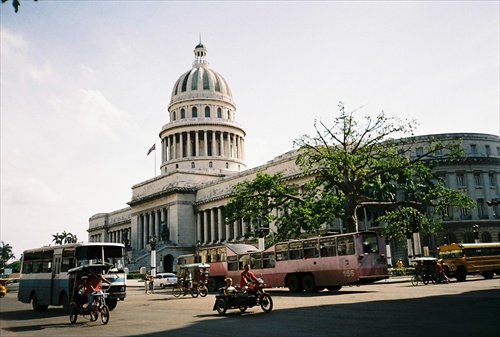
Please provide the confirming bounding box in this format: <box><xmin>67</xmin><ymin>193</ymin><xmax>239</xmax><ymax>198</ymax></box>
<box><xmin>178</xmin><ymin>231</ymin><xmax>389</xmax><ymax>293</ymax></box>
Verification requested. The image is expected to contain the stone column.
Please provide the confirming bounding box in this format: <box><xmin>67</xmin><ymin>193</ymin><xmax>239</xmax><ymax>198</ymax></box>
<box><xmin>219</xmin><ymin>131</ymin><xmax>224</xmax><ymax>157</ymax></box>
<box><xmin>217</xmin><ymin>207</ymin><xmax>223</xmax><ymax>242</ymax></box>
<box><xmin>180</xmin><ymin>132</ymin><xmax>184</xmax><ymax>158</ymax></box>
<box><xmin>203</xmin><ymin>210</ymin><xmax>209</xmax><ymax>243</ymax></box>
<box><xmin>197</xmin><ymin>212</ymin><xmax>202</xmax><ymax>244</ymax></box>
<box><xmin>195</xmin><ymin>131</ymin><xmax>199</xmax><ymax>157</ymax></box>
<box><xmin>203</xmin><ymin>131</ymin><xmax>208</xmax><ymax>157</ymax></box>
<box><xmin>210</xmin><ymin>208</ymin><xmax>216</xmax><ymax>243</ymax></box>
<box><xmin>187</xmin><ymin>131</ymin><xmax>192</xmax><ymax>157</ymax></box>
<box><xmin>212</xmin><ymin>131</ymin><xmax>216</xmax><ymax>157</ymax></box>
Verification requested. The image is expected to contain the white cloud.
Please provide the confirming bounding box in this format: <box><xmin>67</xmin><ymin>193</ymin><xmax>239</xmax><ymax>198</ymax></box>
<box><xmin>1</xmin><ymin>177</ymin><xmax>61</xmax><ymax>206</ymax></box>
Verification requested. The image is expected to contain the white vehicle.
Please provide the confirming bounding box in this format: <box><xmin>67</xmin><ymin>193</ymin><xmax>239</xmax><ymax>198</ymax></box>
<box><xmin>154</xmin><ymin>273</ymin><xmax>177</xmax><ymax>289</ymax></box>
<box><xmin>6</xmin><ymin>278</ymin><xmax>20</xmax><ymax>292</ymax></box>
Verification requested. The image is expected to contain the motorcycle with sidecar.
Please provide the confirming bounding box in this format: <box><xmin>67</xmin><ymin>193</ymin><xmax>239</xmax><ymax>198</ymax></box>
<box><xmin>213</xmin><ymin>276</ymin><xmax>273</xmax><ymax>315</ymax></box>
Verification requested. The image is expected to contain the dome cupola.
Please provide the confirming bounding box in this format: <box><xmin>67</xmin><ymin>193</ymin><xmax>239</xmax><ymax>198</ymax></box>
<box><xmin>159</xmin><ymin>42</ymin><xmax>246</xmax><ymax>176</ymax></box>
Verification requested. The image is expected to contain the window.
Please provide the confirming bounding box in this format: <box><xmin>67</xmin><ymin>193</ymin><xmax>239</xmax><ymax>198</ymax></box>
<box><xmin>416</xmin><ymin>147</ymin><xmax>423</xmax><ymax>157</ymax></box>
<box><xmin>192</xmin><ymin>107</ymin><xmax>198</xmax><ymax>118</ymax></box>
<box><xmin>250</xmin><ymin>253</ymin><xmax>262</xmax><ymax>269</ymax></box>
<box><xmin>262</xmin><ymin>252</ymin><xmax>275</xmax><ymax>268</ymax></box>
<box><xmin>456</xmin><ymin>174</ymin><xmax>465</xmax><ymax>187</ymax></box>
<box><xmin>191</xmin><ymin>162</ymin><xmax>195</xmax><ymax>169</ymax></box>
<box><xmin>173</xmin><ymin>111</ymin><xmax>176</xmax><ymax>121</ymax></box>
<box><xmin>460</xmin><ymin>207</ymin><xmax>470</xmax><ymax>219</ymax></box>
<box><xmin>319</xmin><ymin>237</ymin><xmax>336</xmax><ymax>257</ymax></box>
<box><xmin>489</xmin><ymin>173</ymin><xmax>496</xmax><ymax>187</ymax></box>
<box><xmin>477</xmin><ymin>200</ymin><xmax>486</xmax><ymax>218</ymax></box>
<box><xmin>217</xmin><ymin>108</ymin><xmax>222</xmax><ymax>118</ymax></box>
<box><xmin>289</xmin><ymin>242</ymin><xmax>303</xmax><ymax>260</ymax></box>
<box><xmin>208</xmin><ymin>161</ymin><xmax>213</xmax><ymax>168</ymax></box>
<box><xmin>470</xmin><ymin>144</ymin><xmax>477</xmax><ymax>155</ymax></box>
<box><xmin>303</xmin><ymin>240</ymin><xmax>318</xmax><ymax>259</ymax></box>
<box><xmin>474</xmin><ymin>173</ymin><xmax>482</xmax><ymax>187</ymax></box>
<box><xmin>181</xmin><ymin>108</ymin><xmax>185</xmax><ymax>119</ymax></box>
<box><xmin>275</xmin><ymin>243</ymin><xmax>289</xmax><ymax>261</ymax></box>
<box><xmin>337</xmin><ymin>236</ymin><xmax>355</xmax><ymax>255</ymax></box>
<box><xmin>205</xmin><ymin>106</ymin><xmax>210</xmax><ymax>118</ymax></box>
<box><xmin>485</xmin><ymin>145</ymin><xmax>491</xmax><ymax>156</ymax></box>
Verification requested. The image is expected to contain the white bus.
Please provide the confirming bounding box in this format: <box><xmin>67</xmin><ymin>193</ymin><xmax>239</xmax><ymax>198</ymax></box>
<box><xmin>18</xmin><ymin>242</ymin><xmax>126</xmax><ymax>311</ymax></box>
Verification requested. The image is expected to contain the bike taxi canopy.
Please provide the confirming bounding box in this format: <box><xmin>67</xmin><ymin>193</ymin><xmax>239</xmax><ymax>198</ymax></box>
<box><xmin>179</xmin><ymin>263</ymin><xmax>210</xmax><ymax>270</ymax></box>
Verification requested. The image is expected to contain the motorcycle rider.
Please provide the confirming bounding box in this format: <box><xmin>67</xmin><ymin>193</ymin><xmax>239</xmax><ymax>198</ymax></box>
<box><xmin>240</xmin><ymin>264</ymin><xmax>258</xmax><ymax>291</ymax></box>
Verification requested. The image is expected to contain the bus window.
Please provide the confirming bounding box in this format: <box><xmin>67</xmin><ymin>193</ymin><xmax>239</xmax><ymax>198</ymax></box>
<box><xmin>43</xmin><ymin>250</ymin><xmax>53</xmax><ymax>273</ymax></box>
<box><xmin>239</xmin><ymin>254</ymin><xmax>250</xmax><ymax>270</ymax></box>
<box><xmin>227</xmin><ymin>256</ymin><xmax>238</xmax><ymax>271</ymax></box>
<box><xmin>303</xmin><ymin>239</ymin><xmax>318</xmax><ymax>258</ymax></box>
<box><xmin>250</xmin><ymin>253</ymin><xmax>262</xmax><ymax>269</ymax></box>
<box><xmin>361</xmin><ymin>233</ymin><xmax>379</xmax><ymax>254</ymax></box>
<box><xmin>22</xmin><ymin>252</ymin><xmax>33</xmax><ymax>274</ymax></box>
<box><xmin>275</xmin><ymin>243</ymin><xmax>289</xmax><ymax>261</ymax></box>
<box><xmin>338</xmin><ymin>236</ymin><xmax>355</xmax><ymax>255</ymax></box>
<box><xmin>319</xmin><ymin>237</ymin><xmax>336</xmax><ymax>257</ymax></box>
<box><xmin>289</xmin><ymin>242</ymin><xmax>303</xmax><ymax>260</ymax></box>
<box><xmin>263</xmin><ymin>252</ymin><xmax>275</xmax><ymax>268</ymax></box>
<box><xmin>217</xmin><ymin>247</ymin><xmax>226</xmax><ymax>262</ymax></box>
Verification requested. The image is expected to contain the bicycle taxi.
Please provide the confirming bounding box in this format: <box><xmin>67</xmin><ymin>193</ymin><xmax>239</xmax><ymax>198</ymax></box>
<box><xmin>68</xmin><ymin>263</ymin><xmax>111</xmax><ymax>324</ymax></box>
<box><xmin>410</xmin><ymin>257</ymin><xmax>438</xmax><ymax>286</ymax></box>
<box><xmin>173</xmin><ymin>263</ymin><xmax>210</xmax><ymax>298</ymax></box>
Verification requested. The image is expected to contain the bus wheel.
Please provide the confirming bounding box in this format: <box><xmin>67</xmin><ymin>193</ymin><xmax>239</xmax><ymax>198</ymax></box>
<box><xmin>31</xmin><ymin>293</ymin><xmax>48</xmax><ymax>312</ymax></box>
<box><xmin>326</xmin><ymin>285</ymin><xmax>342</xmax><ymax>292</ymax></box>
<box><xmin>302</xmin><ymin>275</ymin><xmax>316</xmax><ymax>293</ymax></box>
<box><xmin>287</xmin><ymin>275</ymin><xmax>303</xmax><ymax>293</ymax></box>
<box><xmin>456</xmin><ymin>267</ymin><xmax>466</xmax><ymax>282</ymax></box>
<box><xmin>482</xmin><ymin>271</ymin><xmax>494</xmax><ymax>279</ymax></box>
<box><xmin>106</xmin><ymin>298</ymin><xmax>118</xmax><ymax>310</ymax></box>
<box><xmin>61</xmin><ymin>292</ymin><xmax>70</xmax><ymax>313</ymax></box>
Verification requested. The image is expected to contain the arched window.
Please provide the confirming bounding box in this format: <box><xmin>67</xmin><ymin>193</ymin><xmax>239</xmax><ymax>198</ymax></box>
<box><xmin>225</xmin><ymin>162</ymin><xmax>229</xmax><ymax>169</ymax></box>
<box><xmin>175</xmin><ymin>164</ymin><xmax>179</xmax><ymax>169</ymax></box>
<box><xmin>191</xmin><ymin>162</ymin><xmax>195</xmax><ymax>169</ymax></box>
<box><xmin>463</xmin><ymin>232</ymin><xmax>475</xmax><ymax>243</ymax></box>
<box><xmin>209</xmin><ymin>161</ymin><xmax>213</xmax><ymax>168</ymax></box>
<box><xmin>217</xmin><ymin>108</ymin><xmax>222</xmax><ymax>118</ymax></box>
<box><xmin>192</xmin><ymin>107</ymin><xmax>198</xmax><ymax>118</ymax></box>
<box><xmin>205</xmin><ymin>106</ymin><xmax>210</xmax><ymax>118</ymax></box>
<box><xmin>173</xmin><ymin>111</ymin><xmax>177</xmax><ymax>121</ymax></box>
<box><xmin>481</xmin><ymin>231</ymin><xmax>492</xmax><ymax>243</ymax></box>
<box><xmin>181</xmin><ymin>108</ymin><xmax>186</xmax><ymax>119</ymax></box>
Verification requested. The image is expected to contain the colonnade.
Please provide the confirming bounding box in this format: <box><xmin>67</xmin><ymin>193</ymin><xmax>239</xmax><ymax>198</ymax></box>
<box><xmin>89</xmin><ymin>227</ymin><xmax>131</xmax><ymax>245</ymax></box>
<box><xmin>196</xmin><ymin>206</ymin><xmax>252</xmax><ymax>245</ymax></box>
<box><xmin>163</xmin><ymin>130</ymin><xmax>244</xmax><ymax>161</ymax></box>
<box><xmin>137</xmin><ymin>208</ymin><xmax>169</xmax><ymax>249</ymax></box>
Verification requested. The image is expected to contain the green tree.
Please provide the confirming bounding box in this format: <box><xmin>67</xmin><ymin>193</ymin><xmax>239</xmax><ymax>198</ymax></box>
<box><xmin>0</xmin><ymin>241</ymin><xmax>15</xmax><ymax>268</ymax></box>
<box><xmin>225</xmin><ymin>103</ymin><xmax>473</xmax><ymax>242</ymax></box>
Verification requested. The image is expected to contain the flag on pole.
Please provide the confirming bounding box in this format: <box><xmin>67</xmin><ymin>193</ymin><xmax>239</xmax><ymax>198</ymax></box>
<box><xmin>147</xmin><ymin>143</ymin><xmax>156</xmax><ymax>156</ymax></box>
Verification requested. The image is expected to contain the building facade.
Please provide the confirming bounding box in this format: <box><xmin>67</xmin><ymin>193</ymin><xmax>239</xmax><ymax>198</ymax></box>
<box><xmin>88</xmin><ymin>43</ymin><xmax>500</xmax><ymax>272</ymax></box>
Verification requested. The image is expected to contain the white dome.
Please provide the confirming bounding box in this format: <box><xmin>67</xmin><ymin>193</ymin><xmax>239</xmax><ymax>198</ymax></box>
<box><xmin>169</xmin><ymin>43</ymin><xmax>233</xmax><ymax>108</ymax></box>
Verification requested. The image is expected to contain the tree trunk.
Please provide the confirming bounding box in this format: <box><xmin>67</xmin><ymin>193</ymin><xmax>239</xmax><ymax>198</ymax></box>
<box><xmin>344</xmin><ymin>195</ymin><xmax>359</xmax><ymax>233</ymax></box>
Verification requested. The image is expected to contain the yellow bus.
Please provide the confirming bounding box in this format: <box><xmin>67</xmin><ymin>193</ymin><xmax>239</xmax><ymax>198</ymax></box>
<box><xmin>437</xmin><ymin>243</ymin><xmax>500</xmax><ymax>282</ymax></box>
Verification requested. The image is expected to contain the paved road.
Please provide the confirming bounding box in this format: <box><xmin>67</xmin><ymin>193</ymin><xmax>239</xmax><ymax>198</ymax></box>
<box><xmin>1</xmin><ymin>276</ymin><xmax>499</xmax><ymax>337</ymax></box>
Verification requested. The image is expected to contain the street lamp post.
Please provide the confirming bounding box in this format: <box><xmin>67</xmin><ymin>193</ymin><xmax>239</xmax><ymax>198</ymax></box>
<box><xmin>472</xmin><ymin>224</ymin><xmax>479</xmax><ymax>244</ymax></box>
<box><xmin>196</xmin><ymin>241</ymin><xmax>201</xmax><ymax>263</ymax></box>
<box><xmin>149</xmin><ymin>235</ymin><xmax>157</xmax><ymax>277</ymax></box>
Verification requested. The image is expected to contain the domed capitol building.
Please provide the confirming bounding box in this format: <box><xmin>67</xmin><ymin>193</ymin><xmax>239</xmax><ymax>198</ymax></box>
<box><xmin>88</xmin><ymin>43</ymin><xmax>500</xmax><ymax>273</ymax></box>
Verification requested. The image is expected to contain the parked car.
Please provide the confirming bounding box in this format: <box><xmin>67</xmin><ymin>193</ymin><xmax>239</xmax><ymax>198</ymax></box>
<box><xmin>6</xmin><ymin>278</ymin><xmax>20</xmax><ymax>292</ymax></box>
<box><xmin>0</xmin><ymin>284</ymin><xmax>6</xmax><ymax>297</ymax></box>
<box><xmin>153</xmin><ymin>273</ymin><xmax>177</xmax><ymax>289</ymax></box>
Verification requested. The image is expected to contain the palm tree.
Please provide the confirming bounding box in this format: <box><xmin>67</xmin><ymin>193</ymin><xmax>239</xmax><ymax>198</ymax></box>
<box><xmin>0</xmin><ymin>241</ymin><xmax>15</xmax><ymax>268</ymax></box>
<box><xmin>52</xmin><ymin>231</ymin><xmax>78</xmax><ymax>245</ymax></box>
<box><xmin>52</xmin><ymin>232</ymin><xmax>64</xmax><ymax>245</ymax></box>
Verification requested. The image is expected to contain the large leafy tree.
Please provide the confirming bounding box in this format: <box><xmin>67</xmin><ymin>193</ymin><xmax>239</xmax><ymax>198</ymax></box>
<box><xmin>225</xmin><ymin>103</ymin><xmax>473</xmax><ymax>242</ymax></box>
<box><xmin>0</xmin><ymin>241</ymin><xmax>15</xmax><ymax>268</ymax></box>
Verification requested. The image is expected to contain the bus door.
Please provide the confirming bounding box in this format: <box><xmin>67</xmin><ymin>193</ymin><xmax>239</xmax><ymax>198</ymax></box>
<box><xmin>51</xmin><ymin>253</ymin><xmax>62</xmax><ymax>304</ymax></box>
<box><xmin>337</xmin><ymin>236</ymin><xmax>357</xmax><ymax>282</ymax></box>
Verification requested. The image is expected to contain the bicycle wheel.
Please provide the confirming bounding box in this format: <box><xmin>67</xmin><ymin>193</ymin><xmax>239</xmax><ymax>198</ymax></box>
<box><xmin>199</xmin><ymin>286</ymin><xmax>208</xmax><ymax>297</ymax></box>
<box><xmin>172</xmin><ymin>285</ymin><xmax>182</xmax><ymax>297</ymax></box>
<box><xmin>411</xmin><ymin>275</ymin><xmax>419</xmax><ymax>286</ymax></box>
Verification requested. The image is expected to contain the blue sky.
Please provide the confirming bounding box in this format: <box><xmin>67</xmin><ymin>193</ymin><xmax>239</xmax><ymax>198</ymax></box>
<box><xmin>1</xmin><ymin>1</ymin><xmax>499</xmax><ymax>259</ymax></box>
